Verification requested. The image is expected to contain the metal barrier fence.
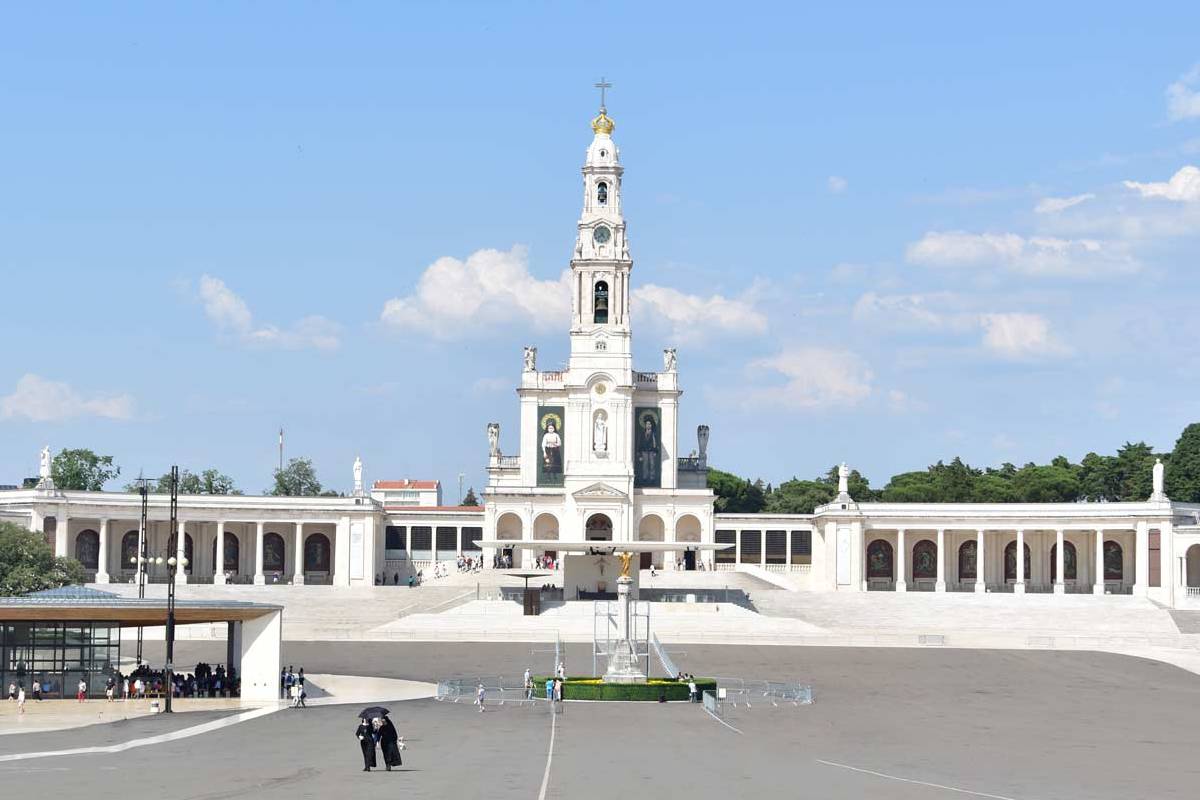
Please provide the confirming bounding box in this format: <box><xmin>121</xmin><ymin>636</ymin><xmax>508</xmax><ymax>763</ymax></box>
<box><xmin>702</xmin><ymin>689</ymin><xmax>722</xmax><ymax>718</ymax></box>
<box><xmin>710</xmin><ymin>677</ymin><xmax>814</xmax><ymax>707</ymax></box>
<box><xmin>435</xmin><ymin>677</ymin><xmax>540</xmax><ymax>708</ymax></box>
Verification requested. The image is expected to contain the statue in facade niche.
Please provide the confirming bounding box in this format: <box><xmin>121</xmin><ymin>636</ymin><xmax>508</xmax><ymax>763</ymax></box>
<box><xmin>1151</xmin><ymin>457</ymin><xmax>1167</xmax><ymax>500</ymax></box>
<box><xmin>663</xmin><ymin>348</ymin><xmax>677</xmax><ymax>372</ymax></box>
<box><xmin>487</xmin><ymin>422</ymin><xmax>500</xmax><ymax>456</ymax></box>
<box><xmin>837</xmin><ymin>462</ymin><xmax>851</xmax><ymax>497</ymax></box>
<box><xmin>523</xmin><ymin>346</ymin><xmax>537</xmax><ymax>372</ymax></box>
<box><xmin>593</xmin><ymin>413</ymin><xmax>608</xmax><ymax>454</ymax></box>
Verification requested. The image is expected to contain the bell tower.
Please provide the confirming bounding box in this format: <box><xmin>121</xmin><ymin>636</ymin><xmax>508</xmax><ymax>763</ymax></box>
<box><xmin>569</xmin><ymin>79</ymin><xmax>632</xmax><ymax>366</ymax></box>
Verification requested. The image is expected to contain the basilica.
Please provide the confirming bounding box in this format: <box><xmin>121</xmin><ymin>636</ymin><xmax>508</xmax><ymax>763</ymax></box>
<box><xmin>2</xmin><ymin>100</ymin><xmax>1200</xmax><ymax>606</ymax></box>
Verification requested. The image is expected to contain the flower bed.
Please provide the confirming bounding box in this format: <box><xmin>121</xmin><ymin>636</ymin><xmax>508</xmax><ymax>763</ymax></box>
<box><xmin>532</xmin><ymin>676</ymin><xmax>717</xmax><ymax>701</ymax></box>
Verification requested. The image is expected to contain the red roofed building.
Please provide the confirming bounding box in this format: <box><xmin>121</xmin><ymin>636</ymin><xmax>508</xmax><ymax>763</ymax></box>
<box><xmin>371</xmin><ymin>479</ymin><xmax>442</xmax><ymax>507</ymax></box>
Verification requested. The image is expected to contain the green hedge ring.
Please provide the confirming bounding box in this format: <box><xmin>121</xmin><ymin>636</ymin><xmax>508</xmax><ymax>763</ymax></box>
<box><xmin>532</xmin><ymin>677</ymin><xmax>717</xmax><ymax>702</ymax></box>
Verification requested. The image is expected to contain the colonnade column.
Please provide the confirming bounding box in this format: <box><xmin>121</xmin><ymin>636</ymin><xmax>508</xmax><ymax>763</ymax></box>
<box><xmin>975</xmin><ymin>529</ymin><xmax>986</xmax><ymax>593</ymax></box>
<box><xmin>1093</xmin><ymin>529</ymin><xmax>1105</xmax><ymax>595</ymax></box>
<box><xmin>935</xmin><ymin>528</ymin><xmax>946</xmax><ymax>592</ymax></box>
<box><xmin>55</xmin><ymin>509</ymin><xmax>70</xmax><ymax>557</ymax></box>
<box><xmin>293</xmin><ymin>522</ymin><xmax>305</xmax><ymax>585</ymax></box>
<box><xmin>254</xmin><ymin>522</ymin><xmax>266</xmax><ymax>585</ymax></box>
<box><xmin>1134</xmin><ymin>520</ymin><xmax>1149</xmax><ymax>597</ymax></box>
<box><xmin>1014</xmin><ymin>528</ymin><xmax>1026</xmax><ymax>594</ymax></box>
<box><xmin>176</xmin><ymin>520</ymin><xmax>188</xmax><ymax>585</ymax></box>
<box><xmin>1054</xmin><ymin>528</ymin><xmax>1065</xmax><ymax>594</ymax></box>
<box><xmin>96</xmin><ymin>519</ymin><xmax>110</xmax><ymax>583</ymax></box>
<box><xmin>895</xmin><ymin>529</ymin><xmax>907</xmax><ymax>591</ymax></box>
<box><xmin>734</xmin><ymin>530</ymin><xmax>741</xmax><ymax>567</ymax></box>
<box><xmin>214</xmin><ymin>522</ymin><xmax>227</xmax><ymax>584</ymax></box>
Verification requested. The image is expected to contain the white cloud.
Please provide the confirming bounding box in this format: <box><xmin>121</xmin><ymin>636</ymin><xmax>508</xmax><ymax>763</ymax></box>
<box><xmin>0</xmin><ymin>374</ymin><xmax>134</xmax><ymax>422</ymax></box>
<box><xmin>1123</xmin><ymin>165</ymin><xmax>1200</xmax><ymax>202</ymax></box>
<box><xmin>380</xmin><ymin>246</ymin><xmax>571</xmax><ymax>338</ymax></box>
<box><xmin>743</xmin><ymin>346</ymin><xmax>873</xmax><ymax>410</ymax></box>
<box><xmin>1034</xmin><ymin>193</ymin><xmax>1095</xmax><ymax>214</ymax></box>
<box><xmin>851</xmin><ymin>291</ymin><xmax>963</xmax><ymax>331</ymax></box>
<box><xmin>905</xmin><ymin>231</ymin><xmax>1138</xmax><ymax>278</ymax></box>
<box><xmin>979</xmin><ymin>313</ymin><xmax>1071</xmax><ymax>360</ymax></box>
<box><xmin>632</xmin><ymin>284</ymin><xmax>767</xmax><ymax>341</ymax></box>
<box><xmin>1167</xmin><ymin>65</ymin><xmax>1200</xmax><ymax>121</ymax></box>
<box><xmin>198</xmin><ymin>275</ymin><xmax>340</xmax><ymax>351</ymax></box>
<box><xmin>827</xmin><ymin>175</ymin><xmax>848</xmax><ymax>193</ymax></box>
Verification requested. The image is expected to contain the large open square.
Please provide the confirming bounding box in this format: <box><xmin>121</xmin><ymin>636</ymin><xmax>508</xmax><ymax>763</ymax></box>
<box><xmin>4</xmin><ymin>641</ymin><xmax>1200</xmax><ymax>799</ymax></box>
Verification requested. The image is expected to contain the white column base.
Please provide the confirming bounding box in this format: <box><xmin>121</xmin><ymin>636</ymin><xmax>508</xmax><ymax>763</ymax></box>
<box><xmin>176</xmin><ymin>574</ymin><xmax>188</xmax><ymax>585</ymax></box>
<box><xmin>253</xmin><ymin>574</ymin><xmax>266</xmax><ymax>586</ymax></box>
<box><xmin>1093</xmin><ymin>583</ymin><xmax>1105</xmax><ymax>595</ymax></box>
<box><xmin>934</xmin><ymin>580</ymin><xmax>946</xmax><ymax>592</ymax></box>
<box><xmin>974</xmin><ymin>581</ymin><xmax>985</xmax><ymax>593</ymax></box>
<box><xmin>1133</xmin><ymin>584</ymin><xmax>1147</xmax><ymax>597</ymax></box>
<box><xmin>1014</xmin><ymin>583</ymin><xmax>1026</xmax><ymax>594</ymax></box>
<box><xmin>292</xmin><ymin>574</ymin><xmax>305</xmax><ymax>586</ymax></box>
<box><xmin>94</xmin><ymin>572</ymin><xmax>110</xmax><ymax>584</ymax></box>
<box><xmin>213</xmin><ymin>573</ymin><xmax>227</xmax><ymax>585</ymax></box>
<box><xmin>1053</xmin><ymin>582</ymin><xmax>1065</xmax><ymax>595</ymax></box>
<box><xmin>895</xmin><ymin>580</ymin><xmax>907</xmax><ymax>592</ymax></box>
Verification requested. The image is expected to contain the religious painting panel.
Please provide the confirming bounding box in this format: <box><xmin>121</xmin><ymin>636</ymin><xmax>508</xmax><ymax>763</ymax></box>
<box><xmin>866</xmin><ymin>539</ymin><xmax>893</xmax><ymax>579</ymax></box>
<box><xmin>304</xmin><ymin>533</ymin><xmax>331</xmax><ymax>573</ymax></box>
<box><xmin>121</xmin><ymin>531</ymin><xmax>139</xmax><ymax>568</ymax></box>
<box><xmin>537</xmin><ymin>406</ymin><xmax>565</xmax><ymax>487</ymax></box>
<box><xmin>223</xmin><ymin>533</ymin><xmax>240</xmax><ymax>573</ymax></box>
<box><xmin>184</xmin><ymin>533</ymin><xmax>194</xmax><ymax>574</ymax></box>
<box><xmin>75</xmin><ymin>530</ymin><xmax>99</xmax><ymax>570</ymax></box>
<box><xmin>958</xmin><ymin>541</ymin><xmax>977</xmax><ymax>581</ymax></box>
<box><xmin>912</xmin><ymin>539</ymin><xmax>937</xmax><ymax>579</ymax></box>
<box><xmin>633</xmin><ymin>406</ymin><xmax>662</xmax><ymax>488</ymax></box>
<box><xmin>1004</xmin><ymin>541</ymin><xmax>1031</xmax><ymax>581</ymax></box>
<box><xmin>263</xmin><ymin>533</ymin><xmax>285</xmax><ymax>572</ymax></box>
<box><xmin>1103</xmin><ymin>540</ymin><xmax>1123</xmax><ymax>581</ymax></box>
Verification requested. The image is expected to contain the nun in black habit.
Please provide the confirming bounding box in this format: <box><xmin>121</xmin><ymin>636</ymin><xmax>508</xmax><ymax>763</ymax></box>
<box><xmin>378</xmin><ymin>716</ymin><xmax>403</xmax><ymax>770</ymax></box>
<box><xmin>355</xmin><ymin>718</ymin><xmax>378</xmax><ymax>771</ymax></box>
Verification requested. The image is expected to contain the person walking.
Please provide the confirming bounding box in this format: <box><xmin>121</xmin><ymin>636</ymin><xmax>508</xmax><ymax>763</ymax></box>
<box><xmin>105</xmin><ymin>677</ymin><xmax>115</xmax><ymax>702</ymax></box>
<box><xmin>16</xmin><ymin>684</ymin><xmax>25</xmax><ymax>715</ymax></box>
<box><xmin>552</xmin><ymin>677</ymin><xmax>563</xmax><ymax>709</ymax></box>
<box><xmin>6</xmin><ymin>682</ymin><xmax>14</xmax><ymax>701</ymax></box>
<box><xmin>475</xmin><ymin>682</ymin><xmax>485</xmax><ymax>713</ymax></box>
<box><xmin>355</xmin><ymin>718</ymin><xmax>378</xmax><ymax>772</ymax></box>
<box><xmin>32</xmin><ymin>679</ymin><xmax>42</xmax><ymax>701</ymax></box>
<box><xmin>122</xmin><ymin>677</ymin><xmax>129</xmax><ymax>700</ymax></box>
<box><xmin>688</xmin><ymin>678</ymin><xmax>698</xmax><ymax>704</ymax></box>
<box><xmin>134</xmin><ymin>677</ymin><xmax>144</xmax><ymax>698</ymax></box>
<box><xmin>523</xmin><ymin>668</ymin><xmax>532</xmax><ymax>701</ymax></box>
<box><xmin>378</xmin><ymin>716</ymin><xmax>403</xmax><ymax>771</ymax></box>
<box><xmin>77</xmin><ymin>679</ymin><xmax>88</xmax><ymax>703</ymax></box>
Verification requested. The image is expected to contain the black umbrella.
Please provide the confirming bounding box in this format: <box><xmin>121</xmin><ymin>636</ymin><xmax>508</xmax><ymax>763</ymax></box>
<box><xmin>358</xmin><ymin>706</ymin><xmax>390</xmax><ymax>719</ymax></box>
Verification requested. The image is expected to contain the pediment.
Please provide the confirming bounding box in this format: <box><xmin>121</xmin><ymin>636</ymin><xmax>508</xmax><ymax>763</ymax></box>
<box><xmin>572</xmin><ymin>482</ymin><xmax>628</xmax><ymax>500</ymax></box>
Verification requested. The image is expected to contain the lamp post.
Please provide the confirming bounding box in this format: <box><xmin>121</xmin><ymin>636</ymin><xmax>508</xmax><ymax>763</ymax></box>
<box><xmin>127</xmin><ymin>466</ymin><xmax>185</xmax><ymax>713</ymax></box>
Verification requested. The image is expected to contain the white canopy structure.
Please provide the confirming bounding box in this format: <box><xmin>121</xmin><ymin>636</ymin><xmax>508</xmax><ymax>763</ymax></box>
<box><xmin>472</xmin><ymin>539</ymin><xmax>731</xmax><ymax>555</ymax></box>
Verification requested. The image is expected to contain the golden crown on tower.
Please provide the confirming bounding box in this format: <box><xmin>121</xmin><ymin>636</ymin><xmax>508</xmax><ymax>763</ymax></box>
<box><xmin>591</xmin><ymin>108</ymin><xmax>615</xmax><ymax>135</ymax></box>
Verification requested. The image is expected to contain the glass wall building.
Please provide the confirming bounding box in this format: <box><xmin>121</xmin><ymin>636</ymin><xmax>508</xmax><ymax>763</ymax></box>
<box><xmin>1</xmin><ymin>620</ymin><xmax>120</xmax><ymax>697</ymax></box>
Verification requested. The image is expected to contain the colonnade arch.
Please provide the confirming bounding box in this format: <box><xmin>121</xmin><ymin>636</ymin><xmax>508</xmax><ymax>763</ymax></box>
<box><xmin>1187</xmin><ymin>544</ymin><xmax>1200</xmax><ymax>588</ymax></box>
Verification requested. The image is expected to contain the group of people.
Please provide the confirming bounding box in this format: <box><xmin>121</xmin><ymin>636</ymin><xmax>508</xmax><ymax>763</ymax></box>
<box><xmin>455</xmin><ymin>555</ymin><xmax>484</xmax><ymax>573</ymax></box>
<box><xmin>676</xmin><ymin>672</ymin><xmax>701</xmax><ymax>703</ymax></box>
<box><xmin>280</xmin><ymin>666</ymin><xmax>307</xmax><ymax>707</ymax></box>
<box><xmin>355</xmin><ymin>715</ymin><xmax>404</xmax><ymax>771</ymax></box>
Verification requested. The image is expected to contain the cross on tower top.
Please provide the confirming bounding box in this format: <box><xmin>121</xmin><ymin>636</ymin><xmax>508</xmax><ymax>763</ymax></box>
<box><xmin>594</xmin><ymin>77</ymin><xmax>612</xmax><ymax>111</ymax></box>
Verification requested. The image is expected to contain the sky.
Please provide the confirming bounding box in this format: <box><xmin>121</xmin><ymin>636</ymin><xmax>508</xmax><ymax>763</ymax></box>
<box><xmin>3</xmin><ymin>2</ymin><xmax>1200</xmax><ymax>497</ymax></box>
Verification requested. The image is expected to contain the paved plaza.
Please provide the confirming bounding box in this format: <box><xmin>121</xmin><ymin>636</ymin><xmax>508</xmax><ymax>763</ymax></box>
<box><xmin>4</xmin><ymin>641</ymin><xmax>1200</xmax><ymax>799</ymax></box>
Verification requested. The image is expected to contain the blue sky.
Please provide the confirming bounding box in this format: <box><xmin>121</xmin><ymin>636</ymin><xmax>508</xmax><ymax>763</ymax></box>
<box><xmin>3</xmin><ymin>2</ymin><xmax>1200</xmax><ymax>496</ymax></box>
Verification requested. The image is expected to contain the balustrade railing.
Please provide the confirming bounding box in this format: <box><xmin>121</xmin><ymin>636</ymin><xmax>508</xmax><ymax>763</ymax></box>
<box><xmin>495</xmin><ymin>456</ymin><xmax>520</xmax><ymax>469</ymax></box>
<box><xmin>633</xmin><ymin>371</ymin><xmax>659</xmax><ymax>384</ymax></box>
<box><xmin>677</xmin><ymin>456</ymin><xmax>705</xmax><ymax>471</ymax></box>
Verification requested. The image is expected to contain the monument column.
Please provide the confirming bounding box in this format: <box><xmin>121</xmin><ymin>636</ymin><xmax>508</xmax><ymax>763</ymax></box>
<box><xmin>96</xmin><ymin>518</ymin><xmax>110</xmax><ymax>583</ymax></box>
<box><xmin>1093</xmin><ymin>529</ymin><xmax>1105</xmax><ymax>595</ymax></box>
<box><xmin>1054</xmin><ymin>528</ymin><xmax>1065</xmax><ymax>594</ymax></box>
<box><xmin>895</xmin><ymin>529</ymin><xmax>907</xmax><ymax>591</ymax></box>
<box><xmin>935</xmin><ymin>528</ymin><xmax>946</xmax><ymax>592</ymax></box>
<box><xmin>1134</xmin><ymin>520</ymin><xmax>1149</xmax><ymax>597</ymax></box>
<box><xmin>254</xmin><ymin>522</ymin><xmax>266</xmax><ymax>585</ymax></box>
<box><xmin>975</xmin><ymin>529</ymin><xmax>986</xmax><ymax>593</ymax></box>
<box><xmin>55</xmin><ymin>509</ymin><xmax>70</xmax><ymax>558</ymax></box>
<box><xmin>1015</xmin><ymin>529</ymin><xmax>1025</xmax><ymax>594</ymax></box>
<box><xmin>293</xmin><ymin>522</ymin><xmax>305</xmax><ymax>585</ymax></box>
<box><xmin>214</xmin><ymin>521</ymin><xmax>227</xmax><ymax>584</ymax></box>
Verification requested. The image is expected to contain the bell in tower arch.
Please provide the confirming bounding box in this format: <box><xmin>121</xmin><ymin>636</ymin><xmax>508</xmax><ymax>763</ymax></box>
<box><xmin>593</xmin><ymin>280</ymin><xmax>609</xmax><ymax>324</ymax></box>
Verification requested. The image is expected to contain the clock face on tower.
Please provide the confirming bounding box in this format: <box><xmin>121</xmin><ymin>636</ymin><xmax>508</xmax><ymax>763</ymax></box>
<box><xmin>593</xmin><ymin>225</ymin><xmax>611</xmax><ymax>244</ymax></box>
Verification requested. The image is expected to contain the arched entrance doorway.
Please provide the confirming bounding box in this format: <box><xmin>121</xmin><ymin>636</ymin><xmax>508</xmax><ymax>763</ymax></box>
<box><xmin>1187</xmin><ymin>544</ymin><xmax>1200</xmax><ymax>588</ymax></box>
<box><xmin>585</xmin><ymin>513</ymin><xmax>613</xmax><ymax>541</ymax></box>
<box><xmin>958</xmin><ymin>541</ymin><xmax>977</xmax><ymax>583</ymax></box>
<box><xmin>121</xmin><ymin>530</ymin><xmax>139</xmax><ymax>571</ymax></box>
<box><xmin>213</xmin><ymin>532</ymin><xmax>240</xmax><ymax>577</ymax></box>
<box><xmin>534</xmin><ymin>513</ymin><xmax>559</xmax><ymax>568</ymax></box>
<box><xmin>675</xmin><ymin>514</ymin><xmax>702</xmax><ymax>570</ymax></box>
<box><xmin>1104</xmin><ymin>540</ymin><xmax>1124</xmax><ymax>582</ymax></box>
<box><xmin>1004</xmin><ymin>541</ymin><xmax>1031</xmax><ymax>583</ymax></box>
<box><xmin>304</xmin><ymin>533</ymin><xmax>331</xmax><ymax>574</ymax></box>
<box><xmin>496</xmin><ymin>512</ymin><xmax>523</xmax><ymax>568</ymax></box>
<box><xmin>638</xmin><ymin>514</ymin><xmax>665</xmax><ymax>569</ymax></box>
<box><xmin>1051</xmin><ymin>541</ymin><xmax>1077</xmax><ymax>582</ymax></box>
<box><xmin>263</xmin><ymin>532</ymin><xmax>285</xmax><ymax>573</ymax></box>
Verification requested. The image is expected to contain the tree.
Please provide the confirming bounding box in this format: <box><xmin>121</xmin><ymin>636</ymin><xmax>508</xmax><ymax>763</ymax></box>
<box><xmin>266</xmin><ymin>457</ymin><xmax>323</xmax><ymax>497</ymax></box>
<box><xmin>126</xmin><ymin>468</ymin><xmax>240</xmax><ymax>495</ymax></box>
<box><xmin>1010</xmin><ymin>464</ymin><xmax>1081</xmax><ymax>503</ymax></box>
<box><xmin>1166</xmin><ymin>423</ymin><xmax>1200</xmax><ymax>502</ymax></box>
<box><xmin>765</xmin><ymin>478</ymin><xmax>834</xmax><ymax>514</ymax></box>
<box><xmin>0</xmin><ymin>522</ymin><xmax>86</xmax><ymax>595</ymax></box>
<box><xmin>1112</xmin><ymin>442</ymin><xmax>1157</xmax><ymax>501</ymax></box>
<box><xmin>461</xmin><ymin>487</ymin><xmax>480</xmax><ymax>506</ymax></box>
<box><xmin>707</xmin><ymin>468</ymin><xmax>766</xmax><ymax>513</ymax></box>
<box><xmin>818</xmin><ymin>465</ymin><xmax>877</xmax><ymax>501</ymax></box>
<box><xmin>51</xmin><ymin>449</ymin><xmax>120</xmax><ymax>491</ymax></box>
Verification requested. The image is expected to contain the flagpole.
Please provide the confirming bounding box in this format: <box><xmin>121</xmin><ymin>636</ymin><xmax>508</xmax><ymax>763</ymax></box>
<box><xmin>278</xmin><ymin>427</ymin><xmax>284</xmax><ymax>472</ymax></box>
